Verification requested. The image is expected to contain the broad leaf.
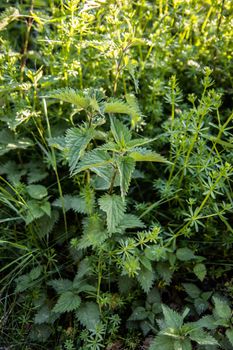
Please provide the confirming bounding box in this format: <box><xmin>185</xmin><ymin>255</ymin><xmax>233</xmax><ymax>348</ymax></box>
<box><xmin>213</xmin><ymin>296</ymin><xmax>231</xmax><ymax>319</ymax></box>
<box><xmin>137</xmin><ymin>266</ymin><xmax>155</xmax><ymax>293</ymax></box>
<box><xmin>49</xmin><ymin>88</ymin><xmax>89</xmax><ymax>109</ymax></box>
<box><xmin>189</xmin><ymin>330</ymin><xmax>218</xmax><ymax>345</ymax></box>
<box><xmin>27</xmin><ymin>184</ymin><xmax>48</xmax><ymax>200</ymax></box>
<box><xmin>110</xmin><ymin>117</ymin><xmax>131</xmax><ymax>146</ymax></box>
<box><xmin>226</xmin><ymin>328</ymin><xmax>233</xmax><ymax>346</ymax></box>
<box><xmin>129</xmin><ymin>147</ymin><xmax>169</xmax><ymax>163</ymax></box>
<box><xmin>76</xmin><ymin>302</ymin><xmax>100</xmax><ymax>330</ymax></box>
<box><xmin>176</xmin><ymin>247</ymin><xmax>196</xmax><ymax>261</ymax></box>
<box><xmin>162</xmin><ymin>305</ymin><xmax>184</xmax><ymax>329</ymax></box>
<box><xmin>73</xmin><ymin>149</ymin><xmax>111</xmax><ymax>174</ymax></box>
<box><xmin>52</xmin><ymin>291</ymin><xmax>81</xmax><ymax>313</ymax></box>
<box><xmin>99</xmin><ymin>194</ymin><xmax>125</xmax><ymax>233</ymax></box>
<box><xmin>66</xmin><ymin>127</ymin><xmax>95</xmax><ymax>174</ymax></box>
<box><xmin>117</xmin><ymin>156</ymin><xmax>135</xmax><ymax>197</ymax></box>
<box><xmin>193</xmin><ymin>263</ymin><xmax>207</xmax><ymax>281</ymax></box>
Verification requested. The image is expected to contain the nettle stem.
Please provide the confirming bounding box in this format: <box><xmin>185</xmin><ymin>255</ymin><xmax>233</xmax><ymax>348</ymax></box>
<box><xmin>109</xmin><ymin>168</ymin><xmax>118</xmax><ymax>195</ymax></box>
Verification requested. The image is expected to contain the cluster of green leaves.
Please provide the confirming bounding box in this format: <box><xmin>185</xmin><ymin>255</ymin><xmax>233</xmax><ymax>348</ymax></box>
<box><xmin>0</xmin><ymin>0</ymin><xmax>233</xmax><ymax>349</ymax></box>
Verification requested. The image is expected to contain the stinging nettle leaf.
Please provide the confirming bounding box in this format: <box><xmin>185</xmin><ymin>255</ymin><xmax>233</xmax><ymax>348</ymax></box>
<box><xmin>48</xmin><ymin>88</ymin><xmax>89</xmax><ymax>109</ymax></box>
<box><xmin>52</xmin><ymin>291</ymin><xmax>81</xmax><ymax>313</ymax></box>
<box><xmin>213</xmin><ymin>296</ymin><xmax>232</xmax><ymax>320</ymax></box>
<box><xmin>193</xmin><ymin>263</ymin><xmax>207</xmax><ymax>281</ymax></box>
<box><xmin>129</xmin><ymin>147</ymin><xmax>170</xmax><ymax>163</ymax></box>
<box><xmin>110</xmin><ymin>117</ymin><xmax>131</xmax><ymax>147</ymax></box>
<box><xmin>27</xmin><ymin>184</ymin><xmax>48</xmax><ymax>200</ymax></box>
<box><xmin>117</xmin><ymin>156</ymin><xmax>135</xmax><ymax>197</ymax></box>
<box><xmin>65</xmin><ymin>127</ymin><xmax>95</xmax><ymax>174</ymax></box>
<box><xmin>176</xmin><ymin>247</ymin><xmax>196</xmax><ymax>261</ymax></box>
<box><xmin>76</xmin><ymin>302</ymin><xmax>100</xmax><ymax>330</ymax></box>
<box><xmin>99</xmin><ymin>194</ymin><xmax>126</xmax><ymax>233</ymax></box>
<box><xmin>73</xmin><ymin>149</ymin><xmax>111</xmax><ymax>175</ymax></box>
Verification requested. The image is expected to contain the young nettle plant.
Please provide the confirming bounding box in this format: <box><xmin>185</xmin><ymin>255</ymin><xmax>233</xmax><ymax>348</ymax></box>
<box><xmin>46</xmin><ymin>88</ymin><xmax>170</xmax><ymax>302</ymax></box>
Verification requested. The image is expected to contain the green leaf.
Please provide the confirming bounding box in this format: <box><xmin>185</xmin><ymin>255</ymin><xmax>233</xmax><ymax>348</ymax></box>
<box><xmin>174</xmin><ymin>339</ymin><xmax>192</xmax><ymax>350</ymax></box>
<box><xmin>52</xmin><ymin>291</ymin><xmax>81</xmax><ymax>313</ymax></box>
<box><xmin>65</xmin><ymin>127</ymin><xmax>95</xmax><ymax>174</ymax></box>
<box><xmin>196</xmin><ymin>315</ymin><xmax>217</xmax><ymax>330</ymax></box>
<box><xmin>182</xmin><ymin>283</ymin><xmax>201</xmax><ymax>299</ymax></box>
<box><xmin>149</xmin><ymin>335</ymin><xmax>174</xmax><ymax>350</ymax></box>
<box><xmin>162</xmin><ymin>305</ymin><xmax>184</xmax><ymax>329</ymax></box>
<box><xmin>117</xmin><ymin>214</ymin><xmax>145</xmax><ymax>231</ymax></box>
<box><xmin>78</xmin><ymin>215</ymin><xmax>108</xmax><ymax>249</ymax></box>
<box><xmin>129</xmin><ymin>148</ymin><xmax>170</xmax><ymax>163</ymax></box>
<box><xmin>34</xmin><ymin>305</ymin><xmax>57</xmax><ymax>325</ymax></box>
<box><xmin>137</xmin><ymin>266</ymin><xmax>155</xmax><ymax>293</ymax></box>
<box><xmin>27</xmin><ymin>184</ymin><xmax>48</xmax><ymax>199</ymax></box>
<box><xmin>213</xmin><ymin>296</ymin><xmax>232</xmax><ymax>319</ymax></box>
<box><xmin>48</xmin><ymin>279</ymin><xmax>73</xmax><ymax>294</ymax></box>
<box><xmin>49</xmin><ymin>88</ymin><xmax>89</xmax><ymax>109</ymax></box>
<box><xmin>128</xmin><ymin>306</ymin><xmax>148</xmax><ymax>321</ymax></box>
<box><xmin>157</xmin><ymin>262</ymin><xmax>173</xmax><ymax>284</ymax></box>
<box><xmin>25</xmin><ymin>200</ymin><xmax>45</xmax><ymax>224</ymax></box>
<box><xmin>73</xmin><ymin>149</ymin><xmax>111</xmax><ymax>174</ymax></box>
<box><xmin>99</xmin><ymin>194</ymin><xmax>125</xmax><ymax>233</ymax></box>
<box><xmin>117</xmin><ymin>156</ymin><xmax>135</xmax><ymax>197</ymax></box>
<box><xmin>76</xmin><ymin>302</ymin><xmax>100</xmax><ymax>330</ymax></box>
<box><xmin>193</xmin><ymin>263</ymin><xmax>207</xmax><ymax>281</ymax></box>
<box><xmin>226</xmin><ymin>328</ymin><xmax>233</xmax><ymax>346</ymax></box>
<box><xmin>176</xmin><ymin>247</ymin><xmax>196</xmax><ymax>261</ymax></box>
<box><xmin>15</xmin><ymin>266</ymin><xmax>43</xmax><ymax>293</ymax></box>
<box><xmin>110</xmin><ymin>117</ymin><xmax>131</xmax><ymax>146</ymax></box>
<box><xmin>40</xmin><ymin>201</ymin><xmax>51</xmax><ymax>217</ymax></box>
<box><xmin>104</xmin><ymin>99</ymin><xmax>132</xmax><ymax>114</ymax></box>
<box><xmin>189</xmin><ymin>330</ymin><xmax>218</xmax><ymax>345</ymax></box>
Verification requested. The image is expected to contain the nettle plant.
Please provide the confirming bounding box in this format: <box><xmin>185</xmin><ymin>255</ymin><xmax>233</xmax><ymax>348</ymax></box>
<box><xmin>47</xmin><ymin>87</ymin><xmax>169</xmax><ymax>283</ymax></box>
<box><xmin>10</xmin><ymin>88</ymin><xmax>171</xmax><ymax>345</ymax></box>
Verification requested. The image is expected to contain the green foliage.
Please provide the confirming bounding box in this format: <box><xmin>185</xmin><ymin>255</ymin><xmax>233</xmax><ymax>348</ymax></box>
<box><xmin>1</xmin><ymin>0</ymin><xmax>233</xmax><ymax>349</ymax></box>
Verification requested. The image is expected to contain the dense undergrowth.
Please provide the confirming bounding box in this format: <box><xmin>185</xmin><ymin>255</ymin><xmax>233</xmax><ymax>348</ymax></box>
<box><xmin>0</xmin><ymin>0</ymin><xmax>233</xmax><ymax>349</ymax></box>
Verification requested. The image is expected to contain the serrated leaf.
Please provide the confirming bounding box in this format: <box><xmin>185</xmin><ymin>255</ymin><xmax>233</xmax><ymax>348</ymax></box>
<box><xmin>182</xmin><ymin>283</ymin><xmax>201</xmax><ymax>299</ymax></box>
<box><xmin>65</xmin><ymin>127</ymin><xmax>95</xmax><ymax>174</ymax></box>
<box><xmin>27</xmin><ymin>184</ymin><xmax>48</xmax><ymax>199</ymax></box>
<box><xmin>189</xmin><ymin>330</ymin><xmax>218</xmax><ymax>345</ymax></box>
<box><xmin>52</xmin><ymin>291</ymin><xmax>81</xmax><ymax>313</ymax></box>
<box><xmin>110</xmin><ymin>117</ymin><xmax>131</xmax><ymax>146</ymax></box>
<box><xmin>226</xmin><ymin>328</ymin><xmax>233</xmax><ymax>346</ymax></box>
<box><xmin>129</xmin><ymin>148</ymin><xmax>170</xmax><ymax>163</ymax></box>
<box><xmin>78</xmin><ymin>215</ymin><xmax>108</xmax><ymax>249</ymax></box>
<box><xmin>213</xmin><ymin>296</ymin><xmax>231</xmax><ymax>319</ymax></box>
<box><xmin>176</xmin><ymin>247</ymin><xmax>196</xmax><ymax>261</ymax></box>
<box><xmin>40</xmin><ymin>201</ymin><xmax>51</xmax><ymax>216</ymax></box>
<box><xmin>162</xmin><ymin>305</ymin><xmax>184</xmax><ymax>329</ymax></box>
<box><xmin>117</xmin><ymin>213</ymin><xmax>145</xmax><ymax>231</ymax></box>
<box><xmin>49</xmin><ymin>88</ymin><xmax>89</xmax><ymax>109</ymax></box>
<box><xmin>47</xmin><ymin>136</ymin><xmax>66</xmax><ymax>150</ymax></box>
<box><xmin>74</xmin><ymin>149</ymin><xmax>111</xmax><ymax>174</ymax></box>
<box><xmin>128</xmin><ymin>306</ymin><xmax>148</xmax><ymax>321</ymax></box>
<box><xmin>117</xmin><ymin>156</ymin><xmax>135</xmax><ymax>197</ymax></box>
<box><xmin>34</xmin><ymin>305</ymin><xmax>57</xmax><ymax>325</ymax></box>
<box><xmin>196</xmin><ymin>315</ymin><xmax>216</xmax><ymax>330</ymax></box>
<box><xmin>48</xmin><ymin>279</ymin><xmax>73</xmax><ymax>294</ymax></box>
<box><xmin>137</xmin><ymin>266</ymin><xmax>155</xmax><ymax>293</ymax></box>
<box><xmin>156</xmin><ymin>262</ymin><xmax>173</xmax><ymax>284</ymax></box>
<box><xmin>174</xmin><ymin>339</ymin><xmax>192</xmax><ymax>350</ymax></box>
<box><xmin>25</xmin><ymin>200</ymin><xmax>45</xmax><ymax>224</ymax></box>
<box><xmin>99</xmin><ymin>194</ymin><xmax>125</xmax><ymax>233</ymax></box>
<box><xmin>76</xmin><ymin>302</ymin><xmax>100</xmax><ymax>330</ymax></box>
<box><xmin>193</xmin><ymin>263</ymin><xmax>207</xmax><ymax>281</ymax></box>
<box><xmin>149</xmin><ymin>335</ymin><xmax>174</xmax><ymax>350</ymax></box>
